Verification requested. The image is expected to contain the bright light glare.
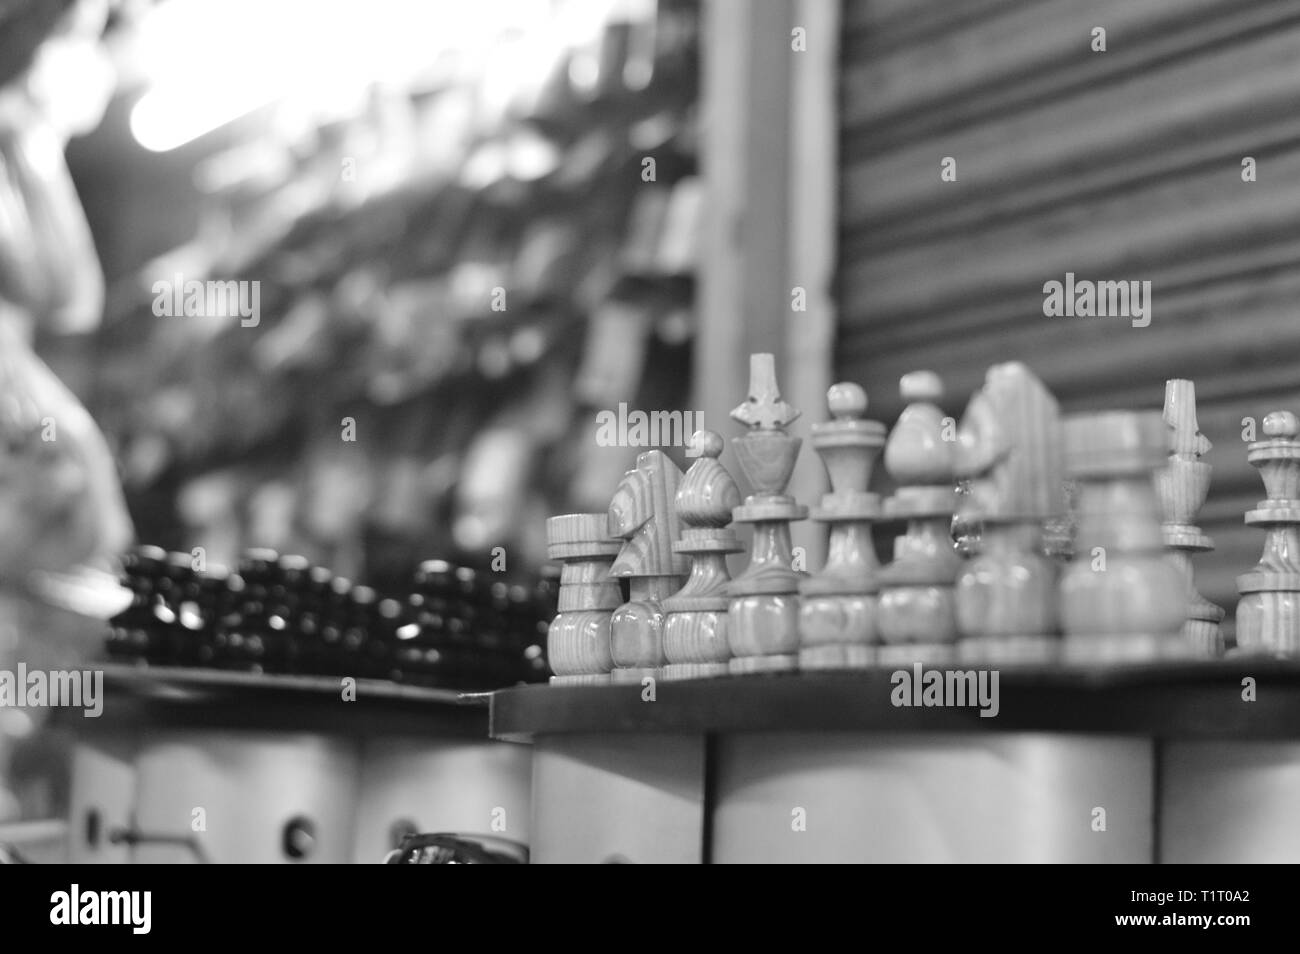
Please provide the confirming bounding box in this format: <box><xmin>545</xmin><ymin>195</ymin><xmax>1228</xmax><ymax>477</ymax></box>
<box><xmin>129</xmin><ymin>0</ymin><xmax>559</xmax><ymax>152</ymax></box>
<box><xmin>131</xmin><ymin>82</ymin><xmax>279</xmax><ymax>152</ymax></box>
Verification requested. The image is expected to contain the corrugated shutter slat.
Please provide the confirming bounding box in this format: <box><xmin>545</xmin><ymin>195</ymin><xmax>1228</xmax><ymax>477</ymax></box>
<box><xmin>837</xmin><ymin>0</ymin><xmax>1300</xmax><ymax>625</ymax></box>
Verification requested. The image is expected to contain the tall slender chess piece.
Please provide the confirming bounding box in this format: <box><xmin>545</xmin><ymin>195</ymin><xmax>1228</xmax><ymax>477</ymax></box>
<box><xmin>662</xmin><ymin>430</ymin><xmax>742</xmax><ymax>680</ymax></box>
<box><xmin>876</xmin><ymin>372</ymin><xmax>961</xmax><ymax>665</ymax></box>
<box><xmin>546</xmin><ymin>513</ymin><xmax>624</xmax><ymax>684</ymax></box>
<box><xmin>607</xmin><ymin>449</ymin><xmax>687</xmax><ymax>682</ymax></box>
<box><xmin>1059</xmin><ymin>411</ymin><xmax>1187</xmax><ymax>661</ymax></box>
<box><xmin>953</xmin><ymin>362</ymin><xmax>1065</xmax><ymax>662</ymax></box>
<box><xmin>1236</xmin><ymin>411</ymin><xmax>1300</xmax><ymax>656</ymax></box>
<box><xmin>799</xmin><ymin>382</ymin><xmax>887</xmax><ymax>669</ymax></box>
<box><xmin>1154</xmin><ymin>380</ymin><xmax>1225</xmax><ymax>656</ymax></box>
<box><xmin>727</xmin><ymin>354</ymin><xmax>808</xmax><ymax>673</ymax></box>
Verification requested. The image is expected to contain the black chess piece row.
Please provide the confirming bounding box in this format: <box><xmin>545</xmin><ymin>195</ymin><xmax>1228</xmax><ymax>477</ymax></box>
<box><xmin>106</xmin><ymin>547</ymin><xmax>555</xmax><ymax>689</ymax></box>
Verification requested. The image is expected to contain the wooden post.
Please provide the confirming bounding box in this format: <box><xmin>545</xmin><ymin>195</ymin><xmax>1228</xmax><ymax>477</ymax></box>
<box><xmin>697</xmin><ymin>0</ymin><xmax>837</xmax><ymax>567</ymax></box>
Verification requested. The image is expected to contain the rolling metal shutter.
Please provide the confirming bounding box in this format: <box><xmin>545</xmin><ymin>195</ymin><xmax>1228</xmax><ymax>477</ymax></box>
<box><xmin>837</xmin><ymin>0</ymin><xmax>1300</xmax><ymax>623</ymax></box>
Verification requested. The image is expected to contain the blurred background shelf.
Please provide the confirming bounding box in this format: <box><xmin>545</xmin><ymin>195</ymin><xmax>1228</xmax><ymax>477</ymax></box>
<box><xmin>44</xmin><ymin>0</ymin><xmax>704</xmax><ymax>592</ymax></box>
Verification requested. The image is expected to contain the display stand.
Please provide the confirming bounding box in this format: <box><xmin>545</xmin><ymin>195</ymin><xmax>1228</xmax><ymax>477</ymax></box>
<box><xmin>492</xmin><ymin>660</ymin><xmax>1300</xmax><ymax>863</ymax></box>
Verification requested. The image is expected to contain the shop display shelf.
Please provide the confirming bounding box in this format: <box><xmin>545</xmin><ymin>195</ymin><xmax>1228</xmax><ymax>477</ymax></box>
<box><xmin>489</xmin><ymin>658</ymin><xmax>1300</xmax><ymax>743</ymax></box>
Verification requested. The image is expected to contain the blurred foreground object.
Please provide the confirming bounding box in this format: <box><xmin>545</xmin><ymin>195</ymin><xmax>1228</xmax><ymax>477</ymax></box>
<box><xmin>0</xmin><ymin>0</ymin><xmax>132</xmax><ymax>820</ymax></box>
<box><xmin>0</xmin><ymin>318</ymin><xmax>133</xmax><ymax>593</ymax></box>
<box><xmin>384</xmin><ymin>832</ymin><xmax>527</xmax><ymax>864</ymax></box>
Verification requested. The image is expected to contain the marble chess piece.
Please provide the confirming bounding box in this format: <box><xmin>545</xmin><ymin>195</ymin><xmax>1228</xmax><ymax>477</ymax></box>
<box><xmin>1236</xmin><ymin>411</ymin><xmax>1300</xmax><ymax>657</ymax></box>
<box><xmin>545</xmin><ymin>513</ymin><xmax>623</xmax><ymax>684</ymax></box>
<box><xmin>607</xmin><ymin>449</ymin><xmax>687</xmax><ymax>681</ymax></box>
<box><xmin>798</xmin><ymin>382</ymin><xmax>887</xmax><ymax>670</ymax></box>
<box><xmin>1059</xmin><ymin>410</ymin><xmax>1188</xmax><ymax>662</ymax></box>
<box><xmin>954</xmin><ymin>362</ymin><xmax>1065</xmax><ymax>663</ymax></box>
<box><xmin>662</xmin><ymin>430</ymin><xmax>743</xmax><ymax>679</ymax></box>
<box><xmin>726</xmin><ymin>354</ymin><xmax>808</xmax><ymax>674</ymax></box>
<box><xmin>1154</xmin><ymin>379</ymin><xmax>1225</xmax><ymax>656</ymax></box>
<box><xmin>877</xmin><ymin>372</ymin><xmax>961</xmax><ymax>665</ymax></box>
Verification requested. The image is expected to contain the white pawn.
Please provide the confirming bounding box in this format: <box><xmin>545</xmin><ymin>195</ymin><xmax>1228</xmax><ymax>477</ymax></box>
<box><xmin>877</xmin><ymin>371</ymin><xmax>961</xmax><ymax>665</ymax></box>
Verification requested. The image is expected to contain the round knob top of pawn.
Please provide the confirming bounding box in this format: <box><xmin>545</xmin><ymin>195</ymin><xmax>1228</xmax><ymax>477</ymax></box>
<box><xmin>690</xmin><ymin>429</ymin><xmax>725</xmax><ymax>459</ymax></box>
<box><xmin>826</xmin><ymin>382</ymin><xmax>867</xmax><ymax>420</ymax></box>
<box><xmin>1263</xmin><ymin>411</ymin><xmax>1300</xmax><ymax>439</ymax></box>
<box><xmin>900</xmin><ymin>370</ymin><xmax>943</xmax><ymax>404</ymax></box>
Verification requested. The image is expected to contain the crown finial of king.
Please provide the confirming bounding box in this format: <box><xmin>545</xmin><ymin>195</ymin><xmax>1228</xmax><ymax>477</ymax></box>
<box><xmin>1164</xmin><ymin>379</ymin><xmax>1211</xmax><ymax>457</ymax></box>
<box><xmin>731</xmin><ymin>353</ymin><xmax>800</xmax><ymax>431</ymax></box>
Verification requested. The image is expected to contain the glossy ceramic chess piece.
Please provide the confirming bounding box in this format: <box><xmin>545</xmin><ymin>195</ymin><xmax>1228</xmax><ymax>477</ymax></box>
<box><xmin>1154</xmin><ymin>379</ymin><xmax>1225</xmax><ymax>656</ymax></box>
<box><xmin>798</xmin><ymin>382</ymin><xmax>886</xmax><ymax>669</ymax></box>
<box><xmin>1059</xmin><ymin>411</ymin><xmax>1188</xmax><ymax>661</ymax></box>
<box><xmin>727</xmin><ymin>354</ymin><xmax>808</xmax><ymax>673</ymax></box>
<box><xmin>954</xmin><ymin>363</ymin><xmax>1064</xmax><ymax>662</ymax></box>
<box><xmin>608</xmin><ymin>450</ymin><xmax>687</xmax><ymax>681</ymax></box>
<box><xmin>545</xmin><ymin>513</ymin><xmax>623</xmax><ymax>684</ymax></box>
<box><xmin>662</xmin><ymin>430</ymin><xmax>742</xmax><ymax>679</ymax></box>
<box><xmin>1236</xmin><ymin>411</ymin><xmax>1300</xmax><ymax>656</ymax></box>
<box><xmin>875</xmin><ymin>372</ymin><xmax>960</xmax><ymax>665</ymax></box>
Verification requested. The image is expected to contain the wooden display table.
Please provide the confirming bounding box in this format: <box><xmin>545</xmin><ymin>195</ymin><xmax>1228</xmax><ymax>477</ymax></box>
<box><xmin>491</xmin><ymin>660</ymin><xmax>1300</xmax><ymax>863</ymax></box>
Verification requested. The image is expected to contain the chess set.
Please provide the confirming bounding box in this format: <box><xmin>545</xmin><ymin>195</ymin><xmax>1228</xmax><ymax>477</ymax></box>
<box><xmin>543</xmin><ymin>352</ymin><xmax>1298</xmax><ymax>683</ymax></box>
<box><xmin>106</xmin><ymin>548</ymin><xmax>555</xmax><ymax>689</ymax></box>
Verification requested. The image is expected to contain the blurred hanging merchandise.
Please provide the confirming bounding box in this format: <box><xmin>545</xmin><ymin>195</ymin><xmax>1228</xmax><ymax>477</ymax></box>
<box><xmin>0</xmin><ymin>0</ymin><xmax>131</xmax><ymax>626</ymax></box>
<box><xmin>79</xmin><ymin>0</ymin><xmax>702</xmax><ymax>590</ymax></box>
